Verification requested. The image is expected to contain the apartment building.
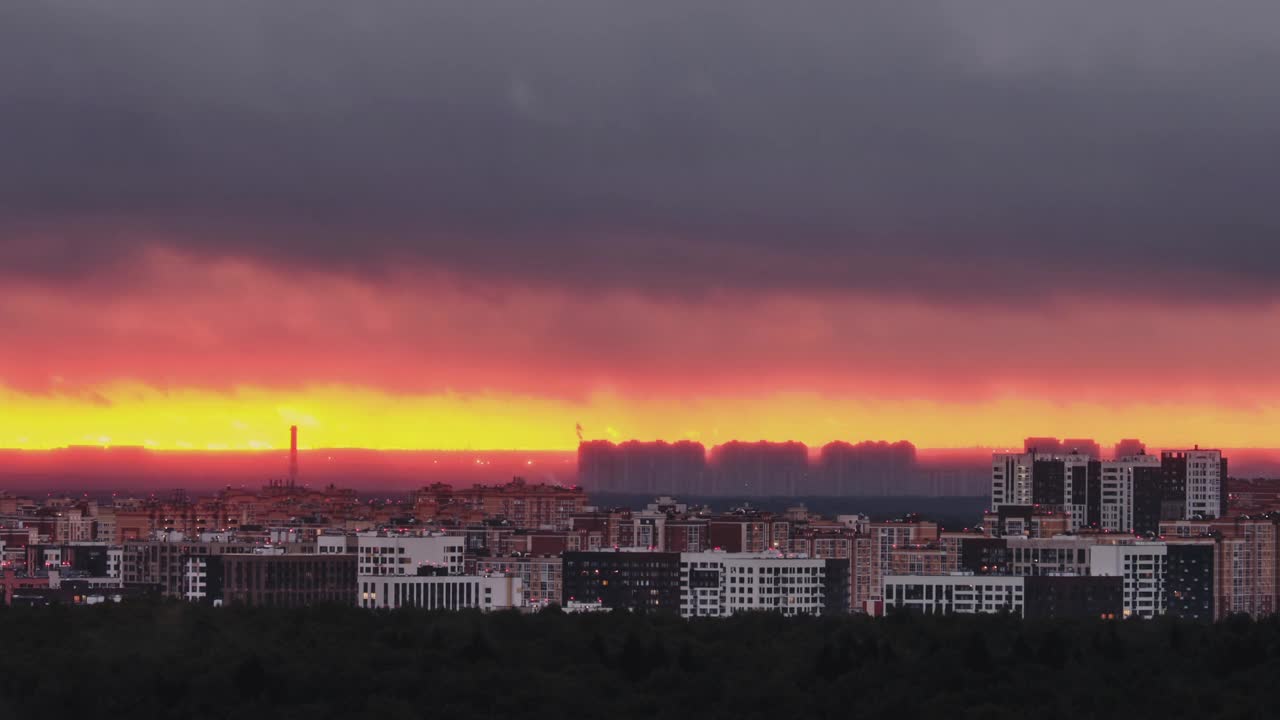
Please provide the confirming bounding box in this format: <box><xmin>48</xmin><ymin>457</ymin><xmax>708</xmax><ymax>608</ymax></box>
<box><xmin>210</xmin><ymin>553</ymin><xmax>357</xmax><ymax>607</ymax></box>
<box><xmin>679</xmin><ymin>551</ymin><xmax>829</xmax><ymax>618</ymax></box>
<box><xmin>471</xmin><ymin>555</ymin><xmax>563</xmax><ymax>606</ymax></box>
<box><xmin>1099</xmin><ymin>455</ymin><xmax>1161</xmax><ymax>532</ymax></box>
<box><xmin>562</xmin><ymin>551</ymin><xmax>682</xmax><ymax>612</ymax></box>
<box><xmin>1090</xmin><ymin>542</ymin><xmax>1167</xmax><ymax>618</ymax></box>
<box><xmin>853</xmin><ymin>517</ymin><xmax>939</xmax><ymax>613</ymax></box>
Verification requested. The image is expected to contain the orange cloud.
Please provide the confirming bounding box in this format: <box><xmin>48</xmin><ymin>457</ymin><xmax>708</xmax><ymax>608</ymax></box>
<box><xmin>3</xmin><ymin>383</ymin><xmax>1280</xmax><ymax>451</ymax></box>
<box><xmin>4</xmin><ymin>249</ymin><xmax>1280</xmax><ymax>449</ymax></box>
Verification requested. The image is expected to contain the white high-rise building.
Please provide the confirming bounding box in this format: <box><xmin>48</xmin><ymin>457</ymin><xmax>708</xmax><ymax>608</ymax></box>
<box><xmin>1166</xmin><ymin>449</ymin><xmax>1224</xmax><ymax>519</ymax></box>
<box><xmin>1099</xmin><ymin>455</ymin><xmax>1161</xmax><ymax>532</ymax></box>
<box><xmin>992</xmin><ymin>453</ymin><xmax>1035</xmax><ymax>509</ymax></box>
<box><xmin>992</xmin><ymin>452</ymin><xmax>1095</xmax><ymax>529</ymax></box>
<box><xmin>1061</xmin><ymin>455</ymin><xmax>1092</xmax><ymax>532</ymax></box>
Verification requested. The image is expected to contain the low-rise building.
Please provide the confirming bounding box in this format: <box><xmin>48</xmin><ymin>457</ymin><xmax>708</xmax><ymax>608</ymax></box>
<box><xmin>0</xmin><ymin>569</ymin><xmax>49</xmax><ymax>605</ymax></box>
<box><xmin>25</xmin><ymin>543</ymin><xmax>122</xmax><ymax>579</ymax></box>
<box><xmin>356</xmin><ymin>533</ymin><xmax>465</xmax><ymax>577</ymax></box>
<box><xmin>359</xmin><ymin>574</ymin><xmax>523</xmax><ymax>611</ymax></box>
<box><xmin>881</xmin><ymin>575</ymin><xmax>1025</xmax><ymax>616</ymax></box>
<box><xmin>1006</xmin><ymin>536</ymin><xmax>1095</xmax><ymax>577</ymax></box>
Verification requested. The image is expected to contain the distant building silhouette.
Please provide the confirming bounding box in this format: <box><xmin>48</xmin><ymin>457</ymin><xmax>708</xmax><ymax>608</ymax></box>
<box><xmin>1023</xmin><ymin>437</ymin><xmax>1063</xmax><ymax>454</ymax></box>
<box><xmin>818</xmin><ymin>441</ymin><xmax>917</xmax><ymax>495</ymax></box>
<box><xmin>708</xmin><ymin>441</ymin><xmax>808</xmax><ymax>496</ymax></box>
<box><xmin>578</xmin><ymin>439</ymin><xmax>992</xmax><ymax>497</ymax></box>
<box><xmin>1023</xmin><ymin>437</ymin><xmax>1100</xmax><ymax>459</ymax></box>
<box><xmin>576</xmin><ymin>440</ymin><xmax>707</xmax><ymax>494</ymax></box>
<box><xmin>1062</xmin><ymin>438</ymin><xmax>1102</xmax><ymax>458</ymax></box>
<box><xmin>1114</xmin><ymin>438</ymin><xmax>1146</xmax><ymax>459</ymax></box>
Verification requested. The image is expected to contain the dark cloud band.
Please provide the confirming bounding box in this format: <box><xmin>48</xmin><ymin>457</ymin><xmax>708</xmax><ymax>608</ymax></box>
<box><xmin>3</xmin><ymin>0</ymin><xmax>1280</xmax><ymax>301</ymax></box>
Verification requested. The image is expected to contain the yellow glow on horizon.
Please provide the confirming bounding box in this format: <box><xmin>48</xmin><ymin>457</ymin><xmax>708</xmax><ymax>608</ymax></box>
<box><xmin>2</xmin><ymin>382</ymin><xmax>1280</xmax><ymax>451</ymax></box>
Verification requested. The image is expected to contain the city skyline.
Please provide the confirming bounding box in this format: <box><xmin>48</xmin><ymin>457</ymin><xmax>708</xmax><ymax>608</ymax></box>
<box><xmin>5</xmin><ymin>2</ymin><xmax>1279</xmax><ymax>716</ymax></box>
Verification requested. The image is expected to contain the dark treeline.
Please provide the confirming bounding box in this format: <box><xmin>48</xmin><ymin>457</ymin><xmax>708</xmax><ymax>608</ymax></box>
<box><xmin>1</xmin><ymin>603</ymin><xmax>1278</xmax><ymax>719</ymax></box>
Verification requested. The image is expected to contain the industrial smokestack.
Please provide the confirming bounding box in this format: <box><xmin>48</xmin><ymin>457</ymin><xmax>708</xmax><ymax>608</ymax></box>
<box><xmin>289</xmin><ymin>425</ymin><xmax>298</xmax><ymax>487</ymax></box>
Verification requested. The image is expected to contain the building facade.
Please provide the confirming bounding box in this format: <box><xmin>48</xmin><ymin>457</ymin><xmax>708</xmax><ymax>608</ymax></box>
<box><xmin>1006</xmin><ymin>536</ymin><xmax>1095</xmax><ymax>577</ymax></box>
<box><xmin>1022</xmin><ymin>576</ymin><xmax>1124</xmax><ymax>620</ymax></box>
<box><xmin>1089</xmin><ymin>542</ymin><xmax>1168</xmax><ymax>618</ymax></box>
<box><xmin>562</xmin><ymin>551</ymin><xmax>682</xmax><ymax>612</ymax></box>
<box><xmin>359</xmin><ymin>574</ymin><xmax>523</xmax><ymax>611</ymax></box>
<box><xmin>1099</xmin><ymin>455</ymin><xmax>1161</xmax><ymax>532</ymax></box>
<box><xmin>854</xmin><ymin>518</ymin><xmax>939</xmax><ymax>612</ymax></box>
<box><xmin>213</xmin><ymin>553</ymin><xmax>357</xmax><ymax>607</ymax></box>
<box><xmin>1163</xmin><ymin>449</ymin><xmax>1225</xmax><ymax>520</ymax></box>
<box><xmin>679</xmin><ymin>551</ymin><xmax>829</xmax><ymax>618</ymax></box>
<box><xmin>471</xmin><ymin>555</ymin><xmax>563</xmax><ymax>606</ymax></box>
<box><xmin>1165</xmin><ymin>540</ymin><xmax>1216</xmax><ymax>621</ymax></box>
<box><xmin>881</xmin><ymin>575</ymin><xmax>1025</xmax><ymax>616</ymax></box>
<box><xmin>356</xmin><ymin>534</ymin><xmax>465</xmax><ymax>577</ymax></box>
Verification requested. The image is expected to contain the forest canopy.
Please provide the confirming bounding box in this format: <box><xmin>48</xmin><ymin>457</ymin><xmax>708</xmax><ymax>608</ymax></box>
<box><xmin>0</xmin><ymin>602</ymin><xmax>1275</xmax><ymax>719</ymax></box>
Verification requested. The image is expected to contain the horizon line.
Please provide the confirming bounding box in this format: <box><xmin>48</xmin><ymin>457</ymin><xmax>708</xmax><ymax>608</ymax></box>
<box><xmin>4</xmin><ymin>443</ymin><xmax>1280</xmax><ymax>453</ymax></box>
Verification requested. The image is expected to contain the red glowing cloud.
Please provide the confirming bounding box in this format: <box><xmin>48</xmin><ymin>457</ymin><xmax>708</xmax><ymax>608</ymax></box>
<box><xmin>3</xmin><ymin>246</ymin><xmax>1280</xmax><ymax>450</ymax></box>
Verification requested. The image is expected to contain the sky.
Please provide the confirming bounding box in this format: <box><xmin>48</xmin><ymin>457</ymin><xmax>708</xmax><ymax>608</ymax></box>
<box><xmin>3</xmin><ymin>0</ymin><xmax>1280</xmax><ymax>451</ymax></box>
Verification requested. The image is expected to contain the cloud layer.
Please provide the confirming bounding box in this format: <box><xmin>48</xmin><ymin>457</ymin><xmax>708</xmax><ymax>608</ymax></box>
<box><xmin>4</xmin><ymin>1</ymin><xmax>1280</xmax><ymax>301</ymax></box>
<box><xmin>4</xmin><ymin>1</ymin><xmax>1280</xmax><ymax>449</ymax></box>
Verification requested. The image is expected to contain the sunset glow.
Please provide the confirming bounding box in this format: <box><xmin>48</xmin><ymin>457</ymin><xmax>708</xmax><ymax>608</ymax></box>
<box><xmin>4</xmin><ymin>382</ymin><xmax>1280</xmax><ymax>452</ymax></box>
<box><xmin>5</xmin><ymin>0</ymin><xmax>1280</xmax><ymax>456</ymax></box>
<box><xmin>3</xmin><ymin>246</ymin><xmax>1280</xmax><ymax>451</ymax></box>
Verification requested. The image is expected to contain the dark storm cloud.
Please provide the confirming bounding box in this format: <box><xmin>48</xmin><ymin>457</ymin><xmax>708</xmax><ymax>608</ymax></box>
<box><xmin>3</xmin><ymin>0</ymin><xmax>1280</xmax><ymax>300</ymax></box>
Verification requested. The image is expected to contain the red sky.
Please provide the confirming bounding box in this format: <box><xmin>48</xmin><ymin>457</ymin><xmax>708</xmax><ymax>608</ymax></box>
<box><xmin>4</xmin><ymin>3</ymin><xmax>1280</xmax><ymax>451</ymax></box>
<box><xmin>3</xmin><ymin>247</ymin><xmax>1279</xmax><ymax>451</ymax></box>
